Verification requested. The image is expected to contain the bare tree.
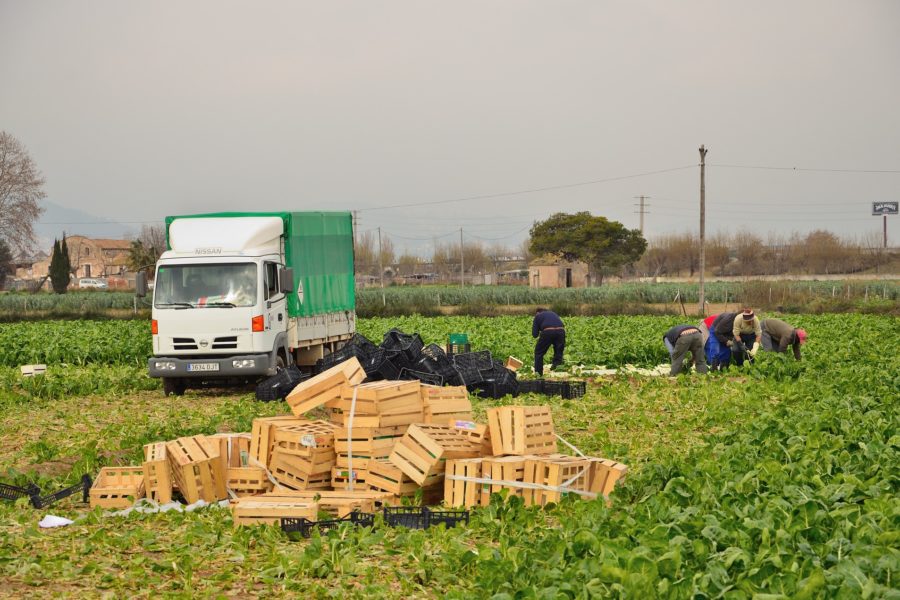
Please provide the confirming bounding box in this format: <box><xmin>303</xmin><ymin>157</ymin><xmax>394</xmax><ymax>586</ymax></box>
<box><xmin>733</xmin><ymin>230</ymin><xmax>765</xmax><ymax>276</ymax></box>
<box><xmin>0</xmin><ymin>132</ymin><xmax>46</xmax><ymax>253</ymax></box>
<box><xmin>127</xmin><ymin>224</ymin><xmax>167</xmax><ymax>275</ymax></box>
<box><xmin>706</xmin><ymin>232</ymin><xmax>731</xmax><ymax>276</ymax></box>
<box><xmin>396</xmin><ymin>252</ymin><xmax>421</xmax><ymax>277</ymax></box>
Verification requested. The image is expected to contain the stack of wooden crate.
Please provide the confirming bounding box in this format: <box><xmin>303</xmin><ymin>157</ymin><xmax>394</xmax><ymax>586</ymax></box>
<box><xmin>443</xmin><ymin>404</ymin><xmax>628</xmax><ymax>508</ymax></box>
<box><xmin>268</xmin><ymin>420</ymin><xmax>338</xmax><ymax>491</ymax></box>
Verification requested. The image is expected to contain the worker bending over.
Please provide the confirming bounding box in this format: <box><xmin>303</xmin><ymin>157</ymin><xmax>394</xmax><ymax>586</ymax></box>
<box><xmin>663</xmin><ymin>324</ymin><xmax>708</xmax><ymax>376</ymax></box>
<box><xmin>761</xmin><ymin>318</ymin><xmax>807</xmax><ymax>360</ymax></box>
<box><xmin>712</xmin><ymin>308</ymin><xmax>761</xmax><ymax>366</ymax></box>
<box><xmin>532</xmin><ymin>308</ymin><xmax>565</xmax><ymax>376</ymax></box>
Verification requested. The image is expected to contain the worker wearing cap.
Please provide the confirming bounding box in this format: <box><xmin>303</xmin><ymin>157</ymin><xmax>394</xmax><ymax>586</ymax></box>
<box><xmin>731</xmin><ymin>307</ymin><xmax>762</xmax><ymax>365</ymax></box>
<box><xmin>663</xmin><ymin>324</ymin><xmax>708</xmax><ymax>376</ymax></box>
<box><xmin>532</xmin><ymin>308</ymin><xmax>565</xmax><ymax>376</ymax></box>
<box><xmin>761</xmin><ymin>318</ymin><xmax>807</xmax><ymax>360</ymax></box>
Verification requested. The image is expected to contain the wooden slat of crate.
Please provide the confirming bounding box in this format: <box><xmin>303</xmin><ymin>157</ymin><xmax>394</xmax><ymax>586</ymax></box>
<box><xmin>208</xmin><ymin>433</ymin><xmax>252</xmax><ymax>473</ymax></box>
<box><xmin>272</xmin><ymin>420</ymin><xmax>337</xmax><ymax>459</ymax></box>
<box><xmin>90</xmin><ymin>466</ymin><xmax>146</xmax><ymax>509</ymax></box>
<box><xmin>250</xmin><ymin>416</ymin><xmax>311</xmax><ymax>468</ymax></box>
<box><xmin>330</xmin><ymin>410</ymin><xmax>424</xmax><ymax>428</ymax></box>
<box><xmin>487</xmin><ymin>405</ymin><xmax>556</xmax><ymax>456</ymax></box>
<box><xmin>285</xmin><ymin>357</ymin><xmax>365</xmax><ymax>416</ymax></box>
<box><xmin>226</xmin><ymin>466</ymin><xmax>271</xmax><ymax>496</ymax></box>
<box><xmin>142</xmin><ymin>442</ymin><xmax>172</xmax><ymax>504</ymax></box>
<box><xmin>231</xmin><ymin>499</ymin><xmax>318</xmax><ymax>526</ymax></box>
<box><xmin>166</xmin><ymin>435</ymin><xmax>228</xmax><ymax>503</ymax></box>
<box><xmin>330</xmin><ymin>380</ymin><xmax>423</xmax><ymax>416</ymax></box>
<box><xmin>388</xmin><ymin>424</ymin><xmax>480</xmax><ymax>485</ymax></box>
<box><xmin>481</xmin><ymin>455</ymin><xmax>533</xmax><ymax>503</ymax></box>
<box><xmin>334</xmin><ymin>426</ymin><xmax>407</xmax><ymax>454</ymax></box>
<box><xmin>522</xmin><ymin>455</ymin><xmax>591</xmax><ymax>507</ymax></box>
<box><xmin>586</xmin><ymin>458</ymin><xmax>628</xmax><ymax>502</ymax></box>
<box><xmin>444</xmin><ymin>458</ymin><xmax>483</xmax><ymax>508</ymax></box>
<box><xmin>262</xmin><ymin>489</ymin><xmax>391</xmax><ymax>517</ymax></box>
<box><xmin>331</xmin><ymin>466</ymin><xmax>368</xmax><ymax>486</ymax></box>
<box><xmin>271</xmin><ymin>448</ymin><xmax>334</xmax><ymax>476</ymax></box>
<box><xmin>422</xmin><ymin>385</ymin><xmax>473</xmax><ymax>424</ymax></box>
<box><xmin>269</xmin><ymin>451</ymin><xmax>333</xmax><ymax>490</ymax></box>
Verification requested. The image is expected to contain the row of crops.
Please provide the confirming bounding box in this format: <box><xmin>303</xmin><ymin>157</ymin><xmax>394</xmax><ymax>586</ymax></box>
<box><xmin>1</xmin><ymin>280</ymin><xmax>897</xmax><ymax>314</ymax></box>
<box><xmin>0</xmin><ymin>313</ymin><xmax>869</xmax><ymax>369</ymax></box>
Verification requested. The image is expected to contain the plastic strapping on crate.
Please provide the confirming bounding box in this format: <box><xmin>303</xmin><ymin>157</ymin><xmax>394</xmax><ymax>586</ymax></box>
<box><xmin>345</xmin><ymin>385</ymin><xmax>358</xmax><ymax>492</ymax></box>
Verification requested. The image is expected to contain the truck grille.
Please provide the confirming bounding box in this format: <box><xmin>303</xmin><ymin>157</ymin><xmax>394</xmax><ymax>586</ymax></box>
<box><xmin>172</xmin><ymin>337</ymin><xmax>198</xmax><ymax>350</ymax></box>
<box><xmin>212</xmin><ymin>336</ymin><xmax>238</xmax><ymax>349</ymax></box>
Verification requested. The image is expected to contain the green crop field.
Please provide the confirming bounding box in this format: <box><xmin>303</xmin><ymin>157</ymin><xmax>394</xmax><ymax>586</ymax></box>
<box><xmin>0</xmin><ymin>315</ymin><xmax>897</xmax><ymax>597</ymax></box>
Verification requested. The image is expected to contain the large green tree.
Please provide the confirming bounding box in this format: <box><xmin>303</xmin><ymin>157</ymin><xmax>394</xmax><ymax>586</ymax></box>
<box><xmin>49</xmin><ymin>236</ymin><xmax>71</xmax><ymax>294</ymax></box>
<box><xmin>529</xmin><ymin>212</ymin><xmax>647</xmax><ymax>284</ymax></box>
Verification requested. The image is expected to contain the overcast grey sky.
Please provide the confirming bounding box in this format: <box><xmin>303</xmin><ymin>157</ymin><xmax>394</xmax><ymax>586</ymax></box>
<box><xmin>2</xmin><ymin>1</ymin><xmax>899</xmax><ymax>255</ymax></box>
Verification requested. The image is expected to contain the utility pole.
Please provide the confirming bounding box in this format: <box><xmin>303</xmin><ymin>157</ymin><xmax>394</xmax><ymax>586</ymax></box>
<box><xmin>377</xmin><ymin>226</ymin><xmax>385</xmax><ymax>305</ymax></box>
<box><xmin>698</xmin><ymin>145</ymin><xmax>708</xmax><ymax>316</ymax></box>
<box><xmin>459</xmin><ymin>228</ymin><xmax>464</xmax><ymax>288</ymax></box>
<box><xmin>633</xmin><ymin>195</ymin><xmax>650</xmax><ymax>234</ymax></box>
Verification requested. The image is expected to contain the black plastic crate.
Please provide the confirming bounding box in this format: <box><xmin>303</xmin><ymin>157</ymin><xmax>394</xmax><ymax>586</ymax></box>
<box><xmin>29</xmin><ymin>475</ymin><xmax>92</xmax><ymax>509</ymax></box>
<box><xmin>383</xmin><ymin>506</ymin><xmax>430</xmax><ymax>529</ymax></box>
<box><xmin>563</xmin><ymin>381</ymin><xmax>586</xmax><ymax>399</ymax></box>
<box><xmin>281</xmin><ymin>511</ymin><xmax>375</xmax><ymax>538</ymax></box>
<box><xmin>321</xmin><ymin>341</ymin><xmax>375</xmax><ymax>369</ymax></box>
<box><xmin>414</xmin><ymin>353</ymin><xmax>464</xmax><ymax>387</ymax></box>
<box><xmin>452</xmin><ymin>350</ymin><xmax>493</xmax><ymax>371</ymax></box>
<box><xmin>428</xmin><ymin>508</ymin><xmax>470</xmax><ymax>528</ymax></box>
<box><xmin>456</xmin><ymin>365</ymin><xmax>484</xmax><ymax>385</ymax></box>
<box><xmin>362</xmin><ymin>349</ymin><xmax>402</xmax><ymax>381</ymax></box>
<box><xmin>421</xmin><ymin>343</ymin><xmax>448</xmax><ymax>362</ymax></box>
<box><xmin>469</xmin><ymin>379</ymin><xmax>519</xmax><ymax>399</ymax></box>
<box><xmin>515</xmin><ymin>379</ymin><xmax>544</xmax><ymax>395</ymax></box>
<box><xmin>398</xmin><ymin>368</ymin><xmax>444</xmax><ymax>386</ymax></box>
<box><xmin>255</xmin><ymin>365</ymin><xmax>309</xmax><ymax>401</ymax></box>
<box><xmin>381</xmin><ymin>329</ymin><xmax>425</xmax><ymax>362</ymax></box>
<box><xmin>0</xmin><ymin>481</ymin><xmax>40</xmax><ymax>502</ymax></box>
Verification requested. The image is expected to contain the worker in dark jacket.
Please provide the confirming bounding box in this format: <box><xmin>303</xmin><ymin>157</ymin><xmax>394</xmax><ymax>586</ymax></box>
<box><xmin>663</xmin><ymin>324</ymin><xmax>708</xmax><ymax>376</ymax></box>
<box><xmin>712</xmin><ymin>308</ymin><xmax>761</xmax><ymax>366</ymax></box>
<box><xmin>532</xmin><ymin>308</ymin><xmax>565</xmax><ymax>376</ymax></box>
<box><xmin>761</xmin><ymin>318</ymin><xmax>807</xmax><ymax>360</ymax></box>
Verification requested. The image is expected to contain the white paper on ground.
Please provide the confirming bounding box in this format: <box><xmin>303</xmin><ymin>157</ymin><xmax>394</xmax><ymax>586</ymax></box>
<box><xmin>39</xmin><ymin>515</ymin><xmax>74</xmax><ymax>528</ymax></box>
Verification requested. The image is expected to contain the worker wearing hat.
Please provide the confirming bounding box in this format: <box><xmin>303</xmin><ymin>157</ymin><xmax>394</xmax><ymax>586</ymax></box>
<box><xmin>731</xmin><ymin>307</ymin><xmax>762</xmax><ymax>365</ymax></box>
<box><xmin>760</xmin><ymin>318</ymin><xmax>808</xmax><ymax>360</ymax></box>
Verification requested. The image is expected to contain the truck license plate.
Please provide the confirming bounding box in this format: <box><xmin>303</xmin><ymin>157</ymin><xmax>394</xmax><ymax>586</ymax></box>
<box><xmin>187</xmin><ymin>363</ymin><xmax>219</xmax><ymax>372</ymax></box>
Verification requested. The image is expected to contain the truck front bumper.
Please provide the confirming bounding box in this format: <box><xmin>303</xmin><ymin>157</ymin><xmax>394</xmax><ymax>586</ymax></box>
<box><xmin>148</xmin><ymin>354</ymin><xmax>274</xmax><ymax>378</ymax></box>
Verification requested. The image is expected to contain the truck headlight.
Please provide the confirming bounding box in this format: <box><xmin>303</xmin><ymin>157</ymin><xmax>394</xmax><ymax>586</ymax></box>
<box><xmin>232</xmin><ymin>359</ymin><xmax>256</xmax><ymax>369</ymax></box>
<box><xmin>154</xmin><ymin>361</ymin><xmax>177</xmax><ymax>371</ymax></box>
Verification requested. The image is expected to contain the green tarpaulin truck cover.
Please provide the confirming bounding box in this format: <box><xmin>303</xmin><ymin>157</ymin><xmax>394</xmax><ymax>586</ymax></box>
<box><xmin>165</xmin><ymin>211</ymin><xmax>355</xmax><ymax>318</ymax></box>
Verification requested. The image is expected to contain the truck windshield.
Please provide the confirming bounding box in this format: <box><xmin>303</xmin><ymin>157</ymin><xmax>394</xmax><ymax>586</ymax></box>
<box><xmin>154</xmin><ymin>263</ymin><xmax>258</xmax><ymax>308</ymax></box>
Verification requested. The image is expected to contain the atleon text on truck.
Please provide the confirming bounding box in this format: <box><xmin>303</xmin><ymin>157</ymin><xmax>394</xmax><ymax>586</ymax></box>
<box><xmin>148</xmin><ymin>212</ymin><xmax>356</xmax><ymax>396</ymax></box>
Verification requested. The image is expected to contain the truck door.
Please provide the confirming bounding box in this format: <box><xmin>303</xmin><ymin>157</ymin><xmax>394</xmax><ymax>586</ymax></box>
<box><xmin>264</xmin><ymin>261</ymin><xmax>287</xmax><ymax>362</ymax></box>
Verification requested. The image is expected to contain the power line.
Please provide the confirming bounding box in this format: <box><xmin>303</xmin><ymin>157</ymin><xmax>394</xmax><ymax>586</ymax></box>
<box><xmin>710</xmin><ymin>164</ymin><xmax>900</xmax><ymax>174</ymax></box>
<box><xmin>355</xmin><ymin>165</ymin><xmax>696</xmax><ymax>212</ymax></box>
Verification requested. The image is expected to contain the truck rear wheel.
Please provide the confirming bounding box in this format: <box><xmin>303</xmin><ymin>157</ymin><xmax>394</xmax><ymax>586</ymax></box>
<box><xmin>163</xmin><ymin>378</ymin><xmax>186</xmax><ymax>397</ymax></box>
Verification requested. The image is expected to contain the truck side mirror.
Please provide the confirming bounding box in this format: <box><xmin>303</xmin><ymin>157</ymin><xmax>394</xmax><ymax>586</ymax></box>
<box><xmin>279</xmin><ymin>268</ymin><xmax>295</xmax><ymax>293</ymax></box>
<box><xmin>135</xmin><ymin>272</ymin><xmax>148</xmax><ymax>297</ymax></box>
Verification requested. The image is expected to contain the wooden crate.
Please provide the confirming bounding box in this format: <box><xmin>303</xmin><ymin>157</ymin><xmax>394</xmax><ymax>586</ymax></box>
<box><xmin>285</xmin><ymin>357</ymin><xmax>365</xmax><ymax>416</ymax></box>
<box><xmin>331</xmin><ymin>466</ymin><xmax>368</xmax><ymax>487</ymax></box>
<box><xmin>90</xmin><ymin>466</ymin><xmax>146</xmax><ymax>508</ymax></box>
<box><xmin>586</xmin><ymin>458</ymin><xmax>628</xmax><ymax>504</ymax></box>
<box><xmin>444</xmin><ymin>458</ymin><xmax>484</xmax><ymax>508</ymax></box>
<box><xmin>166</xmin><ymin>435</ymin><xmax>227</xmax><ymax>504</ymax></box>
<box><xmin>226</xmin><ymin>466</ymin><xmax>271</xmax><ymax>496</ymax></box>
<box><xmin>231</xmin><ymin>498</ymin><xmax>318</xmax><ymax>526</ymax></box>
<box><xmin>272</xmin><ymin>420</ymin><xmax>337</xmax><ymax>458</ymax></box>
<box><xmin>487</xmin><ymin>405</ymin><xmax>556</xmax><ymax>456</ymax></box>
<box><xmin>367</xmin><ymin>458</ymin><xmax>426</xmax><ymax>495</ymax></box>
<box><xmin>208</xmin><ymin>433</ymin><xmax>252</xmax><ymax>473</ymax></box>
<box><xmin>421</xmin><ymin>385</ymin><xmax>473</xmax><ymax>423</ymax></box>
<box><xmin>259</xmin><ymin>489</ymin><xmax>392</xmax><ymax>517</ymax></box>
<box><xmin>335</xmin><ymin>425</ymin><xmax>406</xmax><ymax>455</ymax></box>
<box><xmin>250</xmin><ymin>416</ymin><xmax>311</xmax><ymax>469</ymax></box>
<box><xmin>522</xmin><ymin>455</ymin><xmax>591</xmax><ymax>507</ymax></box>
<box><xmin>142</xmin><ymin>442</ymin><xmax>172</xmax><ymax>504</ymax></box>
<box><xmin>330</xmin><ymin>380</ymin><xmax>423</xmax><ymax>417</ymax></box>
<box><xmin>504</xmin><ymin>356</ymin><xmax>524</xmax><ymax>371</ymax></box>
<box><xmin>481</xmin><ymin>455</ymin><xmax>534</xmax><ymax>503</ymax></box>
<box><xmin>269</xmin><ymin>450</ymin><xmax>333</xmax><ymax>490</ymax></box>
<box><xmin>447</xmin><ymin>419</ymin><xmax>493</xmax><ymax>457</ymax></box>
<box><xmin>388</xmin><ymin>424</ymin><xmax>481</xmax><ymax>485</ymax></box>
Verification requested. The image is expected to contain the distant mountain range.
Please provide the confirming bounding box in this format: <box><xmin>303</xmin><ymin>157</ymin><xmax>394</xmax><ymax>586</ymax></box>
<box><xmin>34</xmin><ymin>200</ymin><xmax>138</xmax><ymax>252</ymax></box>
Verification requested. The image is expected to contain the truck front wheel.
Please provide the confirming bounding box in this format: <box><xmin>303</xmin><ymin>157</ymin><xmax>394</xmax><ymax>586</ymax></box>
<box><xmin>163</xmin><ymin>378</ymin><xmax>186</xmax><ymax>397</ymax></box>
